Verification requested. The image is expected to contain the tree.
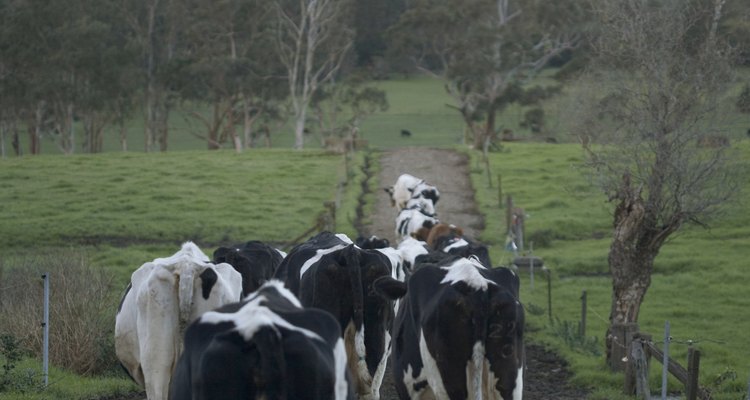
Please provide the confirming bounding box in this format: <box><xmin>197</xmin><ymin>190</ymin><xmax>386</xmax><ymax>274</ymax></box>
<box><xmin>310</xmin><ymin>75</ymin><xmax>388</xmax><ymax>147</ymax></box>
<box><xmin>388</xmin><ymin>0</ymin><xmax>583</xmax><ymax>148</ymax></box>
<box><xmin>572</xmin><ymin>0</ymin><xmax>739</xmax><ymax>366</ymax></box>
<box><xmin>273</xmin><ymin>0</ymin><xmax>355</xmax><ymax>149</ymax></box>
<box><xmin>174</xmin><ymin>0</ymin><xmax>286</xmax><ymax>151</ymax></box>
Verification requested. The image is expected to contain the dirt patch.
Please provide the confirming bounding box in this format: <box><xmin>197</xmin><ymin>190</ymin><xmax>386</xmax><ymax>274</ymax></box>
<box><xmin>363</xmin><ymin>147</ymin><xmax>588</xmax><ymax>399</ymax></box>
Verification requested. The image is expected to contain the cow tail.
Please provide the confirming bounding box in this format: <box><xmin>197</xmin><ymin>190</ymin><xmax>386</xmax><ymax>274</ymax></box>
<box><xmin>343</xmin><ymin>245</ymin><xmax>366</xmax><ymax>361</ymax></box>
<box><xmin>177</xmin><ymin>263</ymin><xmax>196</xmax><ymax>336</ymax></box>
<box><xmin>254</xmin><ymin>327</ymin><xmax>287</xmax><ymax>398</ymax></box>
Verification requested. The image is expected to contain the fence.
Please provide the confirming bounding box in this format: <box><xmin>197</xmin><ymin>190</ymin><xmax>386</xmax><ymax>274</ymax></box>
<box><xmin>625</xmin><ymin>329</ymin><xmax>710</xmax><ymax>400</ymax></box>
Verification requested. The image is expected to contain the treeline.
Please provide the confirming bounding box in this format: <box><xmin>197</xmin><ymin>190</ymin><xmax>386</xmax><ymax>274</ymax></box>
<box><xmin>0</xmin><ymin>0</ymin><xmax>748</xmax><ymax>155</ymax></box>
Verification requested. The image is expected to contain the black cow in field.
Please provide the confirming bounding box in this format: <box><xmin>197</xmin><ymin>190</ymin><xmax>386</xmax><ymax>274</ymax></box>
<box><xmin>169</xmin><ymin>280</ymin><xmax>354</xmax><ymax>400</ymax></box>
<box><xmin>274</xmin><ymin>231</ymin><xmax>407</xmax><ymax>400</ymax></box>
<box><xmin>391</xmin><ymin>256</ymin><xmax>524</xmax><ymax>400</ymax></box>
<box><xmin>213</xmin><ymin>240</ymin><xmax>287</xmax><ymax>297</ymax></box>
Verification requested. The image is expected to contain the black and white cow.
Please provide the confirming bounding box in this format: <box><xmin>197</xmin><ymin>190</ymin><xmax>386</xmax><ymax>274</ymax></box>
<box><xmin>170</xmin><ymin>280</ymin><xmax>354</xmax><ymax>400</ymax></box>
<box><xmin>395</xmin><ymin>207</ymin><xmax>439</xmax><ymax>242</ymax></box>
<box><xmin>274</xmin><ymin>232</ymin><xmax>407</xmax><ymax>399</ymax></box>
<box><xmin>355</xmin><ymin>235</ymin><xmax>391</xmax><ymax>250</ymax></box>
<box><xmin>213</xmin><ymin>240</ymin><xmax>287</xmax><ymax>297</ymax></box>
<box><xmin>385</xmin><ymin>173</ymin><xmax>440</xmax><ymax>211</ymax></box>
<box><xmin>115</xmin><ymin>242</ymin><xmax>242</xmax><ymax>400</ymax></box>
<box><xmin>391</xmin><ymin>256</ymin><xmax>524</xmax><ymax>400</ymax></box>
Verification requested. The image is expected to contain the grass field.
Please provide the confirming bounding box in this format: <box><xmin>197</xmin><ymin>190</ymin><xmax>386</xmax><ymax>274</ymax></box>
<box><xmin>469</xmin><ymin>141</ymin><xmax>750</xmax><ymax>400</ymax></box>
<box><xmin>2</xmin><ymin>73</ymin><xmax>749</xmax><ymax>399</ymax></box>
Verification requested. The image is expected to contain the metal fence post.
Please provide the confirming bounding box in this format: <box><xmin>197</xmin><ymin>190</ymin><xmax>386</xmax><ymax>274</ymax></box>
<box><xmin>662</xmin><ymin>321</ymin><xmax>671</xmax><ymax>400</ymax></box>
<box><xmin>42</xmin><ymin>273</ymin><xmax>49</xmax><ymax>387</ymax></box>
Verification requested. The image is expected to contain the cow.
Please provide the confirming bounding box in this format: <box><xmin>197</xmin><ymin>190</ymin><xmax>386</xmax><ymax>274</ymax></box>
<box><xmin>391</xmin><ymin>256</ymin><xmax>524</xmax><ymax>400</ymax></box>
<box><xmin>274</xmin><ymin>231</ymin><xmax>407</xmax><ymax>400</ymax></box>
<box><xmin>385</xmin><ymin>174</ymin><xmax>440</xmax><ymax>210</ymax></box>
<box><xmin>356</xmin><ymin>235</ymin><xmax>391</xmax><ymax>250</ymax></box>
<box><xmin>396</xmin><ymin>237</ymin><xmax>429</xmax><ymax>274</ymax></box>
<box><xmin>169</xmin><ymin>280</ymin><xmax>354</xmax><ymax>400</ymax></box>
<box><xmin>405</xmin><ymin>195</ymin><xmax>437</xmax><ymax>217</ymax></box>
<box><xmin>426</xmin><ymin>223</ymin><xmax>492</xmax><ymax>268</ymax></box>
<box><xmin>213</xmin><ymin>240</ymin><xmax>287</xmax><ymax>297</ymax></box>
<box><xmin>115</xmin><ymin>242</ymin><xmax>242</xmax><ymax>400</ymax></box>
<box><xmin>395</xmin><ymin>207</ymin><xmax>439</xmax><ymax>242</ymax></box>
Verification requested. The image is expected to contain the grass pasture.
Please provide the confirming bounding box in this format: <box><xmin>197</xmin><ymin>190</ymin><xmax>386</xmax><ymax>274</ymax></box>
<box><xmin>469</xmin><ymin>141</ymin><xmax>750</xmax><ymax>400</ymax></box>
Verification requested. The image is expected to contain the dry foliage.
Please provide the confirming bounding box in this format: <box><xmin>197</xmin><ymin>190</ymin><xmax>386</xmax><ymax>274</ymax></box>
<box><xmin>0</xmin><ymin>251</ymin><xmax>119</xmax><ymax>375</ymax></box>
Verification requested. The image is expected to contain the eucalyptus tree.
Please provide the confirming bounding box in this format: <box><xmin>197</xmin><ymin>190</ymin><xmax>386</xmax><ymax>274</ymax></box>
<box><xmin>175</xmin><ymin>0</ymin><xmax>286</xmax><ymax>151</ymax></box>
<box><xmin>571</xmin><ymin>0</ymin><xmax>740</xmax><ymax>366</ymax></box>
<box><xmin>310</xmin><ymin>74</ymin><xmax>388</xmax><ymax>145</ymax></box>
<box><xmin>117</xmin><ymin>0</ymin><xmax>187</xmax><ymax>152</ymax></box>
<box><xmin>272</xmin><ymin>0</ymin><xmax>355</xmax><ymax>149</ymax></box>
<box><xmin>0</xmin><ymin>0</ymin><xmax>139</xmax><ymax>154</ymax></box>
<box><xmin>388</xmin><ymin>0</ymin><xmax>583</xmax><ymax>148</ymax></box>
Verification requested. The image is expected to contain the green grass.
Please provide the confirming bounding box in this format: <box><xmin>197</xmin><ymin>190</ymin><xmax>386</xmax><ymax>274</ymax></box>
<box><xmin>3</xmin><ymin>72</ymin><xmax>750</xmax><ymax>399</ymax></box>
<box><xmin>470</xmin><ymin>141</ymin><xmax>750</xmax><ymax>400</ymax></box>
<box><xmin>0</xmin><ymin>149</ymin><xmax>349</xmax><ymax>284</ymax></box>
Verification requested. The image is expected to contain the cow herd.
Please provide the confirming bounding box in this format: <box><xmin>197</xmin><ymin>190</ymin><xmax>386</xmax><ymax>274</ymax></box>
<box><xmin>114</xmin><ymin>173</ymin><xmax>525</xmax><ymax>400</ymax></box>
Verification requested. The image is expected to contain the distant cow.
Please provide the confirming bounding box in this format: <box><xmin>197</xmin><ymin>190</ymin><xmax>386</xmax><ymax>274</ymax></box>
<box><xmin>385</xmin><ymin>174</ymin><xmax>440</xmax><ymax>210</ymax></box>
<box><xmin>396</xmin><ymin>207</ymin><xmax>439</xmax><ymax>242</ymax></box>
<box><xmin>274</xmin><ymin>232</ymin><xmax>407</xmax><ymax>399</ymax></box>
<box><xmin>400</xmin><ymin>129</ymin><xmax>412</xmax><ymax>137</ymax></box>
<box><xmin>391</xmin><ymin>256</ymin><xmax>525</xmax><ymax>400</ymax></box>
<box><xmin>213</xmin><ymin>240</ymin><xmax>287</xmax><ymax>297</ymax></box>
<box><xmin>115</xmin><ymin>242</ymin><xmax>242</xmax><ymax>400</ymax></box>
<box><xmin>169</xmin><ymin>280</ymin><xmax>354</xmax><ymax>400</ymax></box>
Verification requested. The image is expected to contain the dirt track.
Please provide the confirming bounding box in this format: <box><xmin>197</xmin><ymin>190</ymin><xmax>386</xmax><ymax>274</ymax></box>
<box><xmin>363</xmin><ymin>147</ymin><xmax>588</xmax><ymax>400</ymax></box>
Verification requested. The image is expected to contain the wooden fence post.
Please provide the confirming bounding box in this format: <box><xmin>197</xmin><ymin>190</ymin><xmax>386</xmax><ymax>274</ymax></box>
<box><xmin>626</xmin><ymin>337</ymin><xmax>651</xmax><ymax>399</ymax></box>
<box><xmin>610</xmin><ymin>323</ymin><xmax>639</xmax><ymax>372</ymax></box>
<box><xmin>497</xmin><ymin>174</ymin><xmax>502</xmax><ymax>208</ymax></box>
<box><xmin>686</xmin><ymin>347</ymin><xmax>700</xmax><ymax>400</ymax></box>
<box><xmin>579</xmin><ymin>290</ymin><xmax>587</xmax><ymax>337</ymax></box>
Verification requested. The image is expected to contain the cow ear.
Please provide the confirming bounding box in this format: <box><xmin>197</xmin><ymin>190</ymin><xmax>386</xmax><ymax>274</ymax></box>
<box><xmin>384</xmin><ymin>187</ymin><xmax>394</xmax><ymax>195</ymax></box>
<box><xmin>372</xmin><ymin>276</ymin><xmax>407</xmax><ymax>300</ymax></box>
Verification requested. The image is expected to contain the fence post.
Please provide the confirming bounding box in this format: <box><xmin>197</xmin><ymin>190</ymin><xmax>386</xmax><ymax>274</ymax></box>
<box><xmin>42</xmin><ymin>273</ymin><xmax>49</xmax><ymax>387</ymax></box>
<box><xmin>579</xmin><ymin>290</ymin><xmax>587</xmax><ymax>337</ymax></box>
<box><xmin>661</xmin><ymin>321</ymin><xmax>671</xmax><ymax>400</ymax></box>
<box><xmin>497</xmin><ymin>174</ymin><xmax>502</xmax><ymax>208</ymax></box>
<box><xmin>529</xmin><ymin>242</ymin><xmax>534</xmax><ymax>291</ymax></box>
<box><xmin>627</xmin><ymin>337</ymin><xmax>651</xmax><ymax>399</ymax></box>
<box><xmin>686</xmin><ymin>346</ymin><xmax>700</xmax><ymax>400</ymax></box>
<box><xmin>546</xmin><ymin>268</ymin><xmax>552</xmax><ymax>322</ymax></box>
<box><xmin>610</xmin><ymin>322</ymin><xmax>639</xmax><ymax>372</ymax></box>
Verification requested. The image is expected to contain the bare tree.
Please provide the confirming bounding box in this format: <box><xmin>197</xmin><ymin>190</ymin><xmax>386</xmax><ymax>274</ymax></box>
<box><xmin>573</xmin><ymin>0</ymin><xmax>739</xmax><ymax>366</ymax></box>
<box><xmin>273</xmin><ymin>0</ymin><xmax>354</xmax><ymax>149</ymax></box>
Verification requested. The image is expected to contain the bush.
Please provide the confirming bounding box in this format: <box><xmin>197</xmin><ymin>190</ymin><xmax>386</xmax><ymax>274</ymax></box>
<box><xmin>0</xmin><ymin>250</ymin><xmax>120</xmax><ymax>375</ymax></box>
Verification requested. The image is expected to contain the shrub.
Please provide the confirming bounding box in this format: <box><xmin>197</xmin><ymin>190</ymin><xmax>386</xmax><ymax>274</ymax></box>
<box><xmin>0</xmin><ymin>250</ymin><xmax>120</xmax><ymax>375</ymax></box>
